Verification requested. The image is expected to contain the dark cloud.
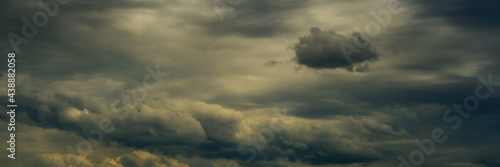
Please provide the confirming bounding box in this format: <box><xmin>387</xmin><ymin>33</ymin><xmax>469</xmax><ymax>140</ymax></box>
<box><xmin>264</xmin><ymin>59</ymin><xmax>278</xmax><ymax>66</ymax></box>
<box><xmin>3</xmin><ymin>0</ymin><xmax>500</xmax><ymax>166</ymax></box>
<box><xmin>292</xmin><ymin>27</ymin><xmax>379</xmax><ymax>71</ymax></box>
<box><xmin>412</xmin><ymin>0</ymin><xmax>500</xmax><ymax>30</ymax></box>
<box><xmin>1</xmin><ymin>90</ymin><xmax>408</xmax><ymax>166</ymax></box>
<box><xmin>0</xmin><ymin>0</ymin><xmax>159</xmax><ymax>81</ymax></box>
<box><xmin>202</xmin><ymin>0</ymin><xmax>305</xmax><ymax>37</ymax></box>
<box><xmin>473</xmin><ymin>159</ymin><xmax>500</xmax><ymax>167</ymax></box>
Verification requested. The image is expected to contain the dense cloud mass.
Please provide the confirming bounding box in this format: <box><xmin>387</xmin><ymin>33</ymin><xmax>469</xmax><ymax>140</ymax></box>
<box><xmin>293</xmin><ymin>27</ymin><xmax>379</xmax><ymax>71</ymax></box>
<box><xmin>412</xmin><ymin>0</ymin><xmax>500</xmax><ymax>29</ymax></box>
<box><xmin>40</xmin><ymin>151</ymin><xmax>190</xmax><ymax>167</ymax></box>
<box><xmin>204</xmin><ymin>0</ymin><xmax>306</xmax><ymax>37</ymax></box>
<box><xmin>1</xmin><ymin>0</ymin><xmax>500</xmax><ymax>167</ymax></box>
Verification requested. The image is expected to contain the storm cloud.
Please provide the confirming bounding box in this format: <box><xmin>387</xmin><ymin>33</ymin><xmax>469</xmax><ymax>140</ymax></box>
<box><xmin>293</xmin><ymin>27</ymin><xmax>379</xmax><ymax>71</ymax></box>
<box><xmin>412</xmin><ymin>0</ymin><xmax>500</xmax><ymax>30</ymax></box>
<box><xmin>1</xmin><ymin>0</ymin><xmax>500</xmax><ymax>167</ymax></box>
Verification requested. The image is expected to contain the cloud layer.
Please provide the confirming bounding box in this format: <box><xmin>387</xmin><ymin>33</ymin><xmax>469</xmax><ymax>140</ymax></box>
<box><xmin>1</xmin><ymin>0</ymin><xmax>500</xmax><ymax>167</ymax></box>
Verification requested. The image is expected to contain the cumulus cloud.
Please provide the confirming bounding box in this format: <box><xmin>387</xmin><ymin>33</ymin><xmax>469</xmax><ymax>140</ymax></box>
<box><xmin>3</xmin><ymin>90</ymin><xmax>412</xmax><ymax>165</ymax></box>
<box><xmin>292</xmin><ymin>27</ymin><xmax>379</xmax><ymax>71</ymax></box>
<box><xmin>47</xmin><ymin>98</ymin><xmax>253</xmax><ymax>146</ymax></box>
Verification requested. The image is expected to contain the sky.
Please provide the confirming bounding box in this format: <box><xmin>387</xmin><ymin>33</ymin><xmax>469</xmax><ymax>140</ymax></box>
<box><xmin>1</xmin><ymin>0</ymin><xmax>500</xmax><ymax>166</ymax></box>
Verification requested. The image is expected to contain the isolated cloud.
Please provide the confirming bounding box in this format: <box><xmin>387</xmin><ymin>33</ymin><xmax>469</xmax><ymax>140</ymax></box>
<box><xmin>293</xmin><ymin>27</ymin><xmax>379</xmax><ymax>71</ymax></box>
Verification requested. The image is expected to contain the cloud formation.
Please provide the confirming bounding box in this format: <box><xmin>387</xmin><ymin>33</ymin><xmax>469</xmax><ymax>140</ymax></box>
<box><xmin>293</xmin><ymin>27</ymin><xmax>379</xmax><ymax>71</ymax></box>
<box><xmin>40</xmin><ymin>151</ymin><xmax>189</xmax><ymax>167</ymax></box>
<box><xmin>1</xmin><ymin>0</ymin><xmax>500</xmax><ymax>166</ymax></box>
<box><xmin>412</xmin><ymin>0</ymin><xmax>500</xmax><ymax>30</ymax></box>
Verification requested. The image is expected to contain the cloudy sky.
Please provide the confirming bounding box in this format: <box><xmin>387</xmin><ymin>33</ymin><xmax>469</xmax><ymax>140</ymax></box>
<box><xmin>1</xmin><ymin>0</ymin><xmax>500</xmax><ymax>166</ymax></box>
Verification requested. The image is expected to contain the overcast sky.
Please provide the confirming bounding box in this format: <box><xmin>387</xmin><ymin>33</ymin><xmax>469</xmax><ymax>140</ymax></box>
<box><xmin>1</xmin><ymin>0</ymin><xmax>500</xmax><ymax>166</ymax></box>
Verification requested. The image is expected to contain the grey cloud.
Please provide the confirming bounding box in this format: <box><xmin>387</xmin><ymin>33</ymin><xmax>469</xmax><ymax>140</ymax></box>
<box><xmin>264</xmin><ymin>59</ymin><xmax>278</xmax><ymax>66</ymax></box>
<box><xmin>473</xmin><ymin>159</ymin><xmax>500</xmax><ymax>167</ymax></box>
<box><xmin>1</xmin><ymin>91</ymin><xmax>411</xmax><ymax>166</ymax></box>
<box><xmin>411</xmin><ymin>0</ymin><xmax>500</xmax><ymax>30</ymax></box>
<box><xmin>201</xmin><ymin>0</ymin><xmax>306</xmax><ymax>37</ymax></box>
<box><xmin>3</xmin><ymin>0</ymin><xmax>500</xmax><ymax>166</ymax></box>
<box><xmin>119</xmin><ymin>151</ymin><xmax>190</xmax><ymax>167</ymax></box>
<box><xmin>231</xmin><ymin>114</ymin><xmax>408</xmax><ymax>165</ymax></box>
<box><xmin>283</xmin><ymin>140</ymin><xmax>308</xmax><ymax>150</ymax></box>
<box><xmin>292</xmin><ymin>27</ymin><xmax>379</xmax><ymax>71</ymax></box>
